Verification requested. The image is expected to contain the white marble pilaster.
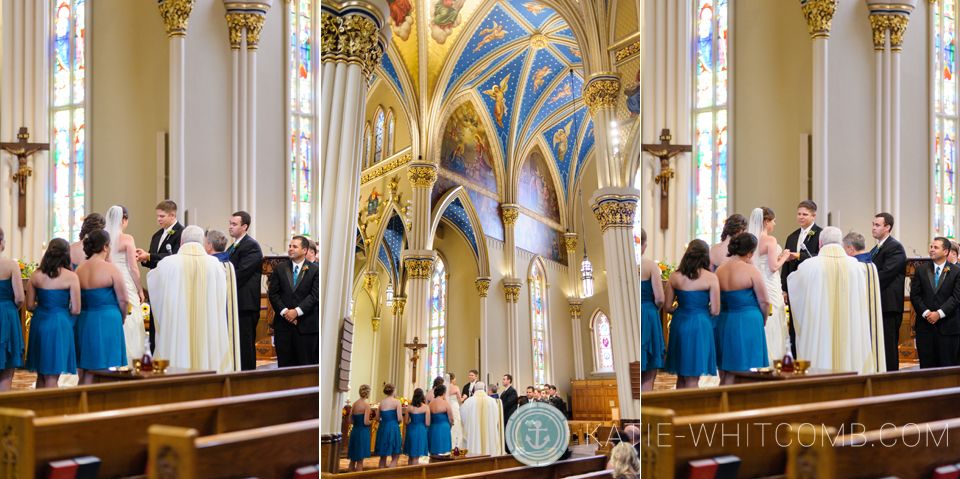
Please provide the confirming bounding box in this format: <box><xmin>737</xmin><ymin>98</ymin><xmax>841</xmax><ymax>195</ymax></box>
<box><xmin>158</xmin><ymin>0</ymin><xmax>193</xmax><ymax>212</ymax></box>
<box><xmin>801</xmin><ymin>0</ymin><xmax>838</xmax><ymax>220</ymax></box>
<box><xmin>476</xmin><ymin>278</ymin><xmax>490</xmax><ymax>379</ymax></box>
<box><xmin>569</xmin><ymin>301</ymin><xmax>584</xmax><ymax>380</ymax></box>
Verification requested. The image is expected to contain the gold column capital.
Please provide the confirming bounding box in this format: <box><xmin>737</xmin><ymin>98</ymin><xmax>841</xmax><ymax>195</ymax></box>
<box><xmin>475</xmin><ymin>277</ymin><xmax>491</xmax><ymax>298</ymax></box>
<box><xmin>582</xmin><ymin>73</ymin><xmax>621</xmax><ymax>116</ymax></box>
<box><xmin>592</xmin><ymin>194</ymin><xmax>639</xmax><ymax>235</ymax></box>
<box><xmin>569</xmin><ymin>302</ymin><xmax>583</xmax><ymax>317</ymax></box>
<box><xmin>363</xmin><ymin>271</ymin><xmax>378</xmax><ymax>293</ymax></box>
<box><xmin>503</xmin><ymin>283</ymin><xmax>522</xmax><ymax>303</ymax></box>
<box><xmin>800</xmin><ymin>0</ymin><xmax>838</xmax><ymax>40</ymax></box>
<box><xmin>321</xmin><ymin>9</ymin><xmax>386</xmax><ymax>82</ymax></box>
<box><xmin>159</xmin><ymin>0</ymin><xmax>196</xmax><ymax>38</ymax></box>
<box><xmin>404</xmin><ymin>257</ymin><xmax>435</xmax><ymax>279</ymax></box>
<box><xmin>391</xmin><ymin>297</ymin><xmax>407</xmax><ymax>315</ymax></box>
<box><xmin>245</xmin><ymin>14</ymin><xmax>266</xmax><ymax>48</ymax></box>
<box><xmin>371</xmin><ymin>317</ymin><xmax>381</xmax><ymax>332</ymax></box>
<box><xmin>501</xmin><ymin>204</ymin><xmax>519</xmax><ymax>227</ymax></box>
<box><xmin>407</xmin><ymin>163</ymin><xmax>438</xmax><ymax>188</ymax></box>
<box><xmin>564</xmin><ymin>232</ymin><xmax>579</xmax><ymax>252</ymax></box>
<box><xmin>869</xmin><ymin>10</ymin><xmax>913</xmax><ymax>52</ymax></box>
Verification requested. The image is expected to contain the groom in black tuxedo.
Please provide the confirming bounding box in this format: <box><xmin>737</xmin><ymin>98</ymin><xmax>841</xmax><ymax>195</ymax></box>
<box><xmin>871</xmin><ymin>212</ymin><xmax>907</xmax><ymax>371</ymax></box>
<box><xmin>781</xmin><ymin>200</ymin><xmax>822</xmax><ymax>357</ymax></box>
<box><xmin>136</xmin><ymin>200</ymin><xmax>184</xmax><ymax>353</ymax></box>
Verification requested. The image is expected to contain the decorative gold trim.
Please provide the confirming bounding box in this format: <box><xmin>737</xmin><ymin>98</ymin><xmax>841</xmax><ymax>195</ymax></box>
<box><xmin>371</xmin><ymin>317</ymin><xmax>381</xmax><ymax>332</ymax></box>
<box><xmin>475</xmin><ymin>277</ymin><xmax>491</xmax><ymax>297</ymax></box>
<box><xmin>800</xmin><ymin>0</ymin><xmax>838</xmax><ymax>39</ymax></box>
<box><xmin>563</xmin><ymin>232</ymin><xmax>578</xmax><ymax>252</ymax></box>
<box><xmin>226</xmin><ymin>13</ymin><xmax>245</xmax><ymax>49</ymax></box>
<box><xmin>569</xmin><ymin>303</ymin><xmax>582</xmax><ymax>317</ymax></box>
<box><xmin>361</xmin><ymin>153</ymin><xmax>412</xmax><ymax>184</ymax></box>
<box><xmin>501</xmin><ymin>204</ymin><xmax>519</xmax><ymax>227</ymax></box>
<box><xmin>887</xmin><ymin>14</ymin><xmax>910</xmax><ymax>50</ymax></box>
<box><xmin>159</xmin><ymin>0</ymin><xmax>196</xmax><ymax>38</ymax></box>
<box><xmin>363</xmin><ymin>272</ymin><xmax>377</xmax><ymax>293</ymax></box>
<box><xmin>582</xmin><ymin>74</ymin><xmax>621</xmax><ymax>116</ymax></box>
<box><xmin>320</xmin><ymin>11</ymin><xmax>384</xmax><ymax>81</ymax></box>
<box><xmin>404</xmin><ymin>257</ymin><xmax>435</xmax><ymax>279</ymax></box>
<box><xmin>869</xmin><ymin>13</ymin><xmax>911</xmax><ymax>51</ymax></box>
<box><xmin>592</xmin><ymin>195</ymin><xmax>638</xmax><ymax>235</ymax></box>
<box><xmin>530</xmin><ymin>34</ymin><xmax>548</xmax><ymax>50</ymax></box>
<box><xmin>245</xmin><ymin>14</ymin><xmax>266</xmax><ymax>46</ymax></box>
<box><xmin>408</xmin><ymin>164</ymin><xmax>438</xmax><ymax>188</ymax></box>
<box><xmin>615</xmin><ymin>41</ymin><xmax>641</xmax><ymax>62</ymax></box>
<box><xmin>503</xmin><ymin>283</ymin><xmax>522</xmax><ymax>303</ymax></box>
<box><xmin>391</xmin><ymin>297</ymin><xmax>406</xmax><ymax>315</ymax></box>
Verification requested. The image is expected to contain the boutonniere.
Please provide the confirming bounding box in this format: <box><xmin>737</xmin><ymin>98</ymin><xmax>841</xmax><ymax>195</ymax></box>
<box><xmin>946</xmin><ymin>265</ymin><xmax>952</xmax><ymax>274</ymax></box>
<box><xmin>165</xmin><ymin>228</ymin><xmax>174</xmax><ymax>237</ymax></box>
<box><xmin>302</xmin><ymin>265</ymin><xmax>309</xmax><ymax>271</ymax></box>
<box><xmin>806</xmin><ymin>230</ymin><xmax>816</xmax><ymax>238</ymax></box>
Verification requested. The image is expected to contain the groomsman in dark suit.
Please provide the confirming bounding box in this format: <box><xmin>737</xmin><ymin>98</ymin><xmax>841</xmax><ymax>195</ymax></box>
<box><xmin>871</xmin><ymin>212</ymin><xmax>908</xmax><ymax>371</ymax></box>
<box><xmin>500</xmin><ymin>374</ymin><xmax>518</xmax><ymax>452</ymax></box>
<box><xmin>228</xmin><ymin>211</ymin><xmax>263</xmax><ymax>370</ymax></box>
<box><xmin>135</xmin><ymin>200</ymin><xmax>184</xmax><ymax>353</ymax></box>
<box><xmin>268</xmin><ymin>236</ymin><xmax>318</xmax><ymax>366</ymax></box>
<box><xmin>781</xmin><ymin>200</ymin><xmax>822</xmax><ymax>357</ymax></box>
<box><xmin>909</xmin><ymin>237</ymin><xmax>960</xmax><ymax>368</ymax></box>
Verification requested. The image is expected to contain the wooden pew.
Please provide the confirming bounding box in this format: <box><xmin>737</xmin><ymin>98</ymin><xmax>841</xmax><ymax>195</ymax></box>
<box><xmin>0</xmin><ymin>386</ymin><xmax>319</xmax><ymax>478</ymax></box>
<box><xmin>642</xmin><ymin>386</ymin><xmax>960</xmax><ymax>479</ymax></box>
<box><xmin>785</xmin><ymin>419</ymin><xmax>960</xmax><ymax>479</ymax></box>
<box><xmin>445</xmin><ymin>456</ymin><xmax>607</xmax><ymax>479</ymax></box>
<box><xmin>147</xmin><ymin>420</ymin><xmax>319</xmax><ymax>479</ymax></box>
<box><xmin>326</xmin><ymin>455</ymin><xmax>524</xmax><ymax>479</ymax></box>
<box><xmin>0</xmin><ymin>365</ymin><xmax>317</xmax><ymax>417</ymax></box>
<box><xmin>640</xmin><ymin>365</ymin><xmax>960</xmax><ymax>416</ymax></box>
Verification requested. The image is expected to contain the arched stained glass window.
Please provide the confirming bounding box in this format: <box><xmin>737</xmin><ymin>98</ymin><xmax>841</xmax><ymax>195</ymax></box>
<box><xmin>591</xmin><ymin>310</ymin><xmax>614</xmax><ymax>372</ymax></box>
<box><xmin>52</xmin><ymin>0</ymin><xmax>86</xmax><ymax>242</ymax></box>
<box><xmin>363</xmin><ymin>122</ymin><xmax>372</xmax><ymax>168</ymax></box>
<box><xmin>530</xmin><ymin>262</ymin><xmax>548</xmax><ymax>388</ymax></box>
<box><xmin>290</xmin><ymin>0</ymin><xmax>315</xmax><ymax>237</ymax></box>
<box><xmin>693</xmin><ymin>0</ymin><xmax>729</xmax><ymax>245</ymax></box>
<box><xmin>428</xmin><ymin>255</ymin><xmax>447</xmax><ymax>383</ymax></box>
<box><xmin>387</xmin><ymin>109</ymin><xmax>395</xmax><ymax>157</ymax></box>
<box><xmin>374</xmin><ymin>108</ymin><xmax>385</xmax><ymax>164</ymax></box>
<box><xmin>936</xmin><ymin>0</ymin><xmax>958</xmax><ymax>238</ymax></box>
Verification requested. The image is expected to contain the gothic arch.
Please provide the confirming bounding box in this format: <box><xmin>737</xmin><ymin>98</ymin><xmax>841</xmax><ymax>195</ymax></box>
<box><xmin>432</xmin><ymin>93</ymin><xmax>506</xmax><ymax>200</ymax></box>
<box><xmin>589</xmin><ymin>307</ymin><xmax>615</xmax><ymax>373</ymax></box>
<box><xmin>526</xmin><ymin>254</ymin><xmax>554</xmax><ymax>386</ymax></box>
<box><xmin>427</xmin><ymin>185</ymin><xmax>491</xmax><ymax>278</ymax></box>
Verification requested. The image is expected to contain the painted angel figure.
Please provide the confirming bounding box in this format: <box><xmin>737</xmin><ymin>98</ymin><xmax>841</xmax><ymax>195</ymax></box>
<box><xmin>532</xmin><ymin>65</ymin><xmax>552</xmax><ymax>93</ymax></box>
<box><xmin>474</xmin><ymin>21</ymin><xmax>508</xmax><ymax>51</ymax></box>
<box><xmin>523</xmin><ymin>2</ymin><xmax>546</xmax><ymax>15</ymax></box>
<box><xmin>483</xmin><ymin>74</ymin><xmax>511</xmax><ymax>128</ymax></box>
<box><xmin>548</xmin><ymin>82</ymin><xmax>572</xmax><ymax>104</ymax></box>
<box><xmin>553</xmin><ymin>121</ymin><xmax>572</xmax><ymax>164</ymax></box>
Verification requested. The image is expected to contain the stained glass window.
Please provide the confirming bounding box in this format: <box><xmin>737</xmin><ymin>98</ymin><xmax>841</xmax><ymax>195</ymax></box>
<box><xmin>52</xmin><ymin>0</ymin><xmax>85</xmax><ymax>242</ymax></box>
<box><xmin>290</xmin><ymin>0</ymin><xmax>315</xmax><ymax>237</ymax></box>
<box><xmin>363</xmin><ymin>122</ymin><xmax>372</xmax><ymax>168</ymax></box>
<box><xmin>591</xmin><ymin>310</ymin><xmax>614</xmax><ymax>372</ymax></box>
<box><xmin>387</xmin><ymin>109</ymin><xmax>396</xmax><ymax>157</ymax></box>
<box><xmin>428</xmin><ymin>255</ymin><xmax>447</xmax><ymax>384</ymax></box>
<box><xmin>937</xmin><ymin>0</ymin><xmax>957</xmax><ymax>238</ymax></box>
<box><xmin>530</xmin><ymin>263</ymin><xmax>548</xmax><ymax>388</ymax></box>
<box><xmin>693</xmin><ymin>0</ymin><xmax>729</xmax><ymax>245</ymax></box>
<box><xmin>374</xmin><ymin>108</ymin><xmax>385</xmax><ymax>162</ymax></box>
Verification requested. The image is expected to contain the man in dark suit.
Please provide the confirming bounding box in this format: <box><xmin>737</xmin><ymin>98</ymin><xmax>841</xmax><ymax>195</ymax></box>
<box><xmin>518</xmin><ymin>386</ymin><xmax>534</xmax><ymax>406</ymax></box>
<box><xmin>135</xmin><ymin>199</ymin><xmax>184</xmax><ymax>354</ymax></box>
<box><xmin>228</xmin><ymin>211</ymin><xmax>264</xmax><ymax>370</ymax></box>
<box><xmin>871</xmin><ymin>212</ymin><xmax>908</xmax><ymax>372</ymax></box>
<box><xmin>268</xmin><ymin>236</ymin><xmax>319</xmax><ymax>367</ymax></box>
<box><xmin>909</xmin><ymin>237</ymin><xmax>960</xmax><ymax>368</ymax></box>
<box><xmin>781</xmin><ymin>200</ymin><xmax>822</xmax><ymax>357</ymax></box>
<box><xmin>461</xmin><ymin>369</ymin><xmax>479</xmax><ymax>401</ymax></box>
<box><xmin>547</xmin><ymin>384</ymin><xmax>566</xmax><ymax>414</ymax></box>
<box><xmin>500</xmin><ymin>374</ymin><xmax>518</xmax><ymax>452</ymax></box>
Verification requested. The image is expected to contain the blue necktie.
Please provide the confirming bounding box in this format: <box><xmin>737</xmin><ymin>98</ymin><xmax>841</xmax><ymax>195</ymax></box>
<box><xmin>936</xmin><ymin>265</ymin><xmax>942</xmax><ymax>289</ymax></box>
<box><xmin>293</xmin><ymin>265</ymin><xmax>300</xmax><ymax>287</ymax></box>
<box><xmin>871</xmin><ymin>245</ymin><xmax>879</xmax><ymax>257</ymax></box>
<box><xmin>229</xmin><ymin>244</ymin><xmax>236</xmax><ymax>253</ymax></box>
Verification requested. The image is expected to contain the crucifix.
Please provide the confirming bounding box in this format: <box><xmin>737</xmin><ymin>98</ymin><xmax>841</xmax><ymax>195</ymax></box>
<box><xmin>0</xmin><ymin>127</ymin><xmax>50</xmax><ymax>228</ymax></box>
<box><xmin>642</xmin><ymin>129</ymin><xmax>692</xmax><ymax>230</ymax></box>
<box><xmin>404</xmin><ymin>336</ymin><xmax>428</xmax><ymax>384</ymax></box>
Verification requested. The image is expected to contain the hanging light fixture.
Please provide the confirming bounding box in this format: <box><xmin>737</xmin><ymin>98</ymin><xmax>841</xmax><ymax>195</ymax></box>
<box><xmin>385</xmin><ymin>280</ymin><xmax>394</xmax><ymax>308</ymax></box>
<box><xmin>568</xmin><ymin>69</ymin><xmax>594</xmax><ymax>298</ymax></box>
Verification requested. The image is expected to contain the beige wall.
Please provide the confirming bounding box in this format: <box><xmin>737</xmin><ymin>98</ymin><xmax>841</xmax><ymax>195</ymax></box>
<box><xmin>576</xmin><ymin>153</ymin><xmax>613</xmax><ymax>379</ymax></box>
<box><xmin>434</xmin><ymin>224</ymin><xmax>482</xmax><ymax>384</ymax></box>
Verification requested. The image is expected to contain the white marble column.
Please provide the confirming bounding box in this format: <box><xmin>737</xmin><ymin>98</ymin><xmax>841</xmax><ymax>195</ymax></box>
<box><xmin>569</xmin><ymin>301</ymin><xmax>585</xmax><ymax>380</ymax></box>
<box><xmin>475</xmin><ymin>278</ymin><xmax>491</xmax><ymax>379</ymax></box>
<box><xmin>501</xmin><ymin>204</ymin><xmax>521</xmax><ymax>381</ymax></box>
<box><xmin>564</xmin><ymin>233</ymin><xmax>585</xmax><ymax>380</ymax></box>
<box><xmin>319</xmin><ymin>1</ymin><xmax>388</xmax><ymax>473</ymax></box>
<box><xmin>388</xmin><ymin>297</ymin><xmax>406</xmax><ymax>386</ymax></box>
<box><xmin>158</xmin><ymin>0</ymin><xmax>195</xmax><ymax>211</ymax></box>
<box><xmin>801</xmin><ymin>0</ymin><xmax>838</xmax><ymax>219</ymax></box>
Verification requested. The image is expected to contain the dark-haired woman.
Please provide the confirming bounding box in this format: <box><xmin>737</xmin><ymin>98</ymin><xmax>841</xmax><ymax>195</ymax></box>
<box><xmin>25</xmin><ymin>238</ymin><xmax>80</xmax><ymax>388</ymax></box>
<box><xmin>105</xmin><ymin>205</ymin><xmax>146</xmax><ymax>367</ymax></box>
<box><xmin>715</xmin><ymin>233</ymin><xmax>771</xmax><ymax>385</ymax></box>
<box><xmin>70</xmin><ymin>213</ymin><xmax>105</xmax><ymax>270</ymax></box>
<box><xmin>425</xmin><ymin>375</ymin><xmax>444</xmax><ymax>403</ymax></box>
<box><xmin>404</xmin><ymin>388</ymin><xmax>430</xmax><ymax>465</ymax></box>
<box><xmin>427</xmin><ymin>384</ymin><xmax>453</xmax><ymax>455</ymax></box>
<box><xmin>74</xmin><ymin>230</ymin><xmax>129</xmax><ymax>385</ymax></box>
<box><xmin>0</xmin><ymin>228</ymin><xmax>24</xmax><ymax>391</ymax></box>
<box><xmin>348</xmin><ymin>384</ymin><xmax>373</xmax><ymax>472</ymax></box>
<box><xmin>375</xmin><ymin>383</ymin><xmax>402</xmax><ymax>468</ymax></box>
<box><xmin>638</xmin><ymin>228</ymin><xmax>665</xmax><ymax>392</ymax></box>
<box><xmin>710</xmin><ymin>214</ymin><xmax>748</xmax><ymax>271</ymax></box>
<box><xmin>663</xmin><ymin>239</ymin><xmax>719</xmax><ymax>389</ymax></box>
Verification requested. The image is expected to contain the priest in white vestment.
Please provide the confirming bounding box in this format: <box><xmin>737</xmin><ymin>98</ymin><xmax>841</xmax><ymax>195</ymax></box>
<box><xmin>147</xmin><ymin>226</ymin><xmax>238</xmax><ymax>373</ymax></box>
<box><xmin>787</xmin><ymin>227</ymin><xmax>886</xmax><ymax>373</ymax></box>
<box><xmin>459</xmin><ymin>382</ymin><xmax>504</xmax><ymax>456</ymax></box>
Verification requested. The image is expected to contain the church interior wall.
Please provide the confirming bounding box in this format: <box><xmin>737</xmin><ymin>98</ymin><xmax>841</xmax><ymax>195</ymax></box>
<box><xmin>364</xmin><ymin>80</ymin><xmax>412</xmax><ymax>155</ymax></box>
<box><xmin>483</xmin><ymin>236</ymin><xmax>508</xmax><ymax>385</ymax></box>
<box><xmin>350</xmin><ymin>282</ymin><xmax>378</xmax><ymax>404</ymax></box>
<box><xmin>433</xmin><ymin>230</ymin><xmax>482</xmax><ymax>389</ymax></box>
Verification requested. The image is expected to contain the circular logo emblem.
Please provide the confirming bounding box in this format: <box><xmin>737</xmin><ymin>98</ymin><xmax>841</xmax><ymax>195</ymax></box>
<box><xmin>505</xmin><ymin>402</ymin><xmax>569</xmax><ymax>466</ymax></box>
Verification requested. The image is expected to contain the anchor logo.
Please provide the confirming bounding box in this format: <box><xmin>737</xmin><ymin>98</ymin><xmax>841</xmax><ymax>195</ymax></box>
<box><xmin>524</xmin><ymin>420</ymin><xmax>551</xmax><ymax>450</ymax></box>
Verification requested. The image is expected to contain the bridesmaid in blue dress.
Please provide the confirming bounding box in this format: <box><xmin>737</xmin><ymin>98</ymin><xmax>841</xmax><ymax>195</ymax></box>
<box><xmin>70</xmin><ymin>213</ymin><xmax>106</xmax><ymax>271</ymax></box>
<box><xmin>427</xmin><ymin>384</ymin><xmax>453</xmax><ymax>455</ymax></box>
<box><xmin>375</xmin><ymin>383</ymin><xmax>402</xmax><ymax>468</ymax></box>
<box><xmin>24</xmin><ymin>238</ymin><xmax>80</xmax><ymax>388</ymax></box>
<box><xmin>348</xmin><ymin>384</ymin><xmax>373</xmax><ymax>472</ymax></box>
<box><xmin>0</xmin><ymin>228</ymin><xmax>25</xmax><ymax>391</ymax></box>
<box><xmin>74</xmin><ymin>230</ymin><xmax>129</xmax><ymax>385</ymax></box>
<box><xmin>638</xmin><ymin>228</ymin><xmax>665</xmax><ymax>392</ymax></box>
<box><xmin>664</xmin><ymin>239</ymin><xmax>720</xmax><ymax>389</ymax></box>
<box><xmin>403</xmin><ymin>388</ymin><xmax>430</xmax><ymax>465</ymax></box>
<box><xmin>715</xmin><ymin>233</ymin><xmax>771</xmax><ymax>385</ymax></box>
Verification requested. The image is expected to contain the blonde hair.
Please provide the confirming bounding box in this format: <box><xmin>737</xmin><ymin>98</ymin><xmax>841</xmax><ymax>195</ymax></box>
<box><xmin>359</xmin><ymin>384</ymin><xmax>371</xmax><ymax>399</ymax></box>
<box><xmin>610</xmin><ymin>442</ymin><xmax>640</xmax><ymax>477</ymax></box>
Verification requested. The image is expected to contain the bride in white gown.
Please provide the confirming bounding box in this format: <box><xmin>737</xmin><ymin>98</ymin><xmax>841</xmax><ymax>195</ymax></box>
<box><xmin>105</xmin><ymin>206</ymin><xmax>147</xmax><ymax>366</ymax></box>
<box><xmin>748</xmin><ymin>207</ymin><xmax>794</xmax><ymax>364</ymax></box>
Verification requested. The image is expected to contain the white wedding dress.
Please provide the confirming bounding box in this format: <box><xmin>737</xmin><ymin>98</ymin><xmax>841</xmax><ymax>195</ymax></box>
<box><xmin>757</xmin><ymin>244</ymin><xmax>789</xmax><ymax>364</ymax></box>
<box><xmin>449</xmin><ymin>390</ymin><xmax>465</xmax><ymax>449</ymax></box>
<box><xmin>116</xmin><ymin>249</ymin><xmax>146</xmax><ymax>366</ymax></box>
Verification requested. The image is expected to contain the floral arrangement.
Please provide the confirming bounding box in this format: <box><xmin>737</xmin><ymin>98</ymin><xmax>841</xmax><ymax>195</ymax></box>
<box><xmin>656</xmin><ymin>260</ymin><xmax>677</xmax><ymax>281</ymax></box>
<box><xmin>342</xmin><ymin>405</ymin><xmax>351</xmax><ymax>418</ymax></box>
<box><xmin>398</xmin><ymin>397</ymin><xmax>410</xmax><ymax>408</ymax></box>
<box><xmin>16</xmin><ymin>259</ymin><xmax>37</xmax><ymax>279</ymax></box>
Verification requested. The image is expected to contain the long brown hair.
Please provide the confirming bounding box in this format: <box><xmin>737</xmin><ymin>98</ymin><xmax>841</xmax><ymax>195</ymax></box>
<box><xmin>677</xmin><ymin>239</ymin><xmax>710</xmax><ymax>280</ymax></box>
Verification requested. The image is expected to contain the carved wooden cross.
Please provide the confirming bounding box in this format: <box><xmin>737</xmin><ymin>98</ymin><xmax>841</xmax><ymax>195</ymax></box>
<box><xmin>642</xmin><ymin>129</ymin><xmax>691</xmax><ymax>230</ymax></box>
<box><xmin>0</xmin><ymin>127</ymin><xmax>50</xmax><ymax>227</ymax></box>
<box><xmin>404</xmin><ymin>336</ymin><xmax>429</xmax><ymax>384</ymax></box>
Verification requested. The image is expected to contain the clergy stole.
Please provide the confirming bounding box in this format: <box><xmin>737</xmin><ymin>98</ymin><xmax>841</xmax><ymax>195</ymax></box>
<box><xmin>863</xmin><ymin>262</ymin><xmax>887</xmax><ymax>373</ymax></box>
<box><xmin>822</xmin><ymin>248</ymin><xmax>851</xmax><ymax>369</ymax></box>
<box><xmin>222</xmin><ymin>261</ymin><xmax>242</xmax><ymax>373</ymax></box>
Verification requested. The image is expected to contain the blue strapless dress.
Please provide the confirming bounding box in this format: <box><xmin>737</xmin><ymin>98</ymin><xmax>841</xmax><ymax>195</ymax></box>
<box><xmin>25</xmin><ymin>288</ymin><xmax>76</xmax><ymax>375</ymax></box>
<box><xmin>348</xmin><ymin>413</ymin><xmax>371</xmax><ymax>460</ymax></box>
<box><xmin>428</xmin><ymin>412</ymin><xmax>451</xmax><ymax>455</ymax></box>
<box><xmin>664</xmin><ymin>289</ymin><xmax>718</xmax><ymax>377</ymax></box>
<box><xmin>75</xmin><ymin>287</ymin><xmax>126</xmax><ymax>370</ymax></box>
<box><xmin>641</xmin><ymin>279</ymin><xmax>665</xmax><ymax>371</ymax></box>
<box><xmin>374</xmin><ymin>408</ymin><xmax>402</xmax><ymax>456</ymax></box>
<box><xmin>716</xmin><ymin>288</ymin><xmax>769</xmax><ymax>371</ymax></box>
<box><xmin>0</xmin><ymin>279</ymin><xmax>23</xmax><ymax>369</ymax></box>
<box><xmin>403</xmin><ymin>412</ymin><xmax>429</xmax><ymax>458</ymax></box>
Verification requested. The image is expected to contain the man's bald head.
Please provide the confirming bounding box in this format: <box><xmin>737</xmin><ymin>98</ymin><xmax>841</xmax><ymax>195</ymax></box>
<box><xmin>475</xmin><ymin>382</ymin><xmax>487</xmax><ymax>392</ymax></box>
<box><xmin>181</xmin><ymin>225</ymin><xmax>204</xmax><ymax>245</ymax></box>
<box><xmin>624</xmin><ymin>425</ymin><xmax>641</xmax><ymax>444</ymax></box>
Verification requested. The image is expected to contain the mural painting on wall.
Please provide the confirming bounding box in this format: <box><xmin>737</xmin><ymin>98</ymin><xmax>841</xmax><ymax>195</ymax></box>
<box><xmin>516</xmin><ymin>214</ymin><xmax>566</xmax><ymax>265</ymax></box>
<box><xmin>431</xmin><ymin>0</ymin><xmax>467</xmax><ymax>43</ymax></box>
<box><xmin>623</xmin><ymin>70</ymin><xmax>641</xmax><ymax>117</ymax></box>
<box><xmin>431</xmin><ymin>176</ymin><xmax>460</xmax><ymax>208</ymax></box>
<box><xmin>440</xmin><ymin>102</ymin><xmax>498</xmax><ymax>193</ymax></box>
<box><xmin>366</xmin><ymin>187</ymin><xmax>383</xmax><ymax>218</ymax></box>
<box><xmin>482</xmin><ymin>75</ymin><xmax>511</xmax><ymax>128</ymax></box>
<box><xmin>466</xmin><ymin>189</ymin><xmax>504</xmax><ymax>241</ymax></box>
<box><xmin>388</xmin><ymin>0</ymin><xmax>414</xmax><ymax>41</ymax></box>
<box><xmin>518</xmin><ymin>151</ymin><xmax>561</xmax><ymax>223</ymax></box>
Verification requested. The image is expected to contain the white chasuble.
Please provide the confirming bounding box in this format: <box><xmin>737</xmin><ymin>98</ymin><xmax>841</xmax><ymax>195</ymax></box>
<box><xmin>459</xmin><ymin>391</ymin><xmax>505</xmax><ymax>456</ymax></box>
<box><xmin>787</xmin><ymin>244</ymin><xmax>886</xmax><ymax>373</ymax></box>
<box><xmin>146</xmin><ymin>243</ymin><xmax>236</xmax><ymax>372</ymax></box>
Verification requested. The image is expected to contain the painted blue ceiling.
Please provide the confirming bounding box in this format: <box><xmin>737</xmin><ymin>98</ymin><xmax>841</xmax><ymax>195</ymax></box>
<box><xmin>541</xmin><ymin>106</ymin><xmax>588</xmax><ymax>197</ymax></box>
<box><xmin>441</xmin><ymin>197</ymin><xmax>480</xmax><ymax>257</ymax></box>
<box><xmin>378</xmin><ymin>244</ymin><xmax>393</xmax><ymax>279</ymax></box>
<box><xmin>446</xmin><ymin>46</ymin><xmax>522</xmax><ymax>100</ymax></box>
<box><xmin>477</xmin><ymin>50</ymin><xmax>528</xmax><ymax>168</ymax></box>
<box><xmin>511</xmin><ymin>0</ymin><xmax>555</xmax><ymax>30</ymax></box>
<box><xmin>520</xmin><ymin>72</ymin><xmax>583</xmax><ymax>149</ymax></box>
<box><xmin>575</xmin><ymin>118</ymin><xmax>595</xmax><ymax>184</ymax></box>
<box><xmin>516</xmin><ymin>48</ymin><xmax>566</xmax><ymax>135</ymax></box>
<box><xmin>383</xmin><ymin>215</ymin><xmax>405</xmax><ymax>279</ymax></box>
<box><xmin>379</xmin><ymin>53</ymin><xmax>405</xmax><ymax>100</ymax></box>
<box><xmin>552</xmin><ymin>27</ymin><xmax>575</xmax><ymax>40</ymax></box>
